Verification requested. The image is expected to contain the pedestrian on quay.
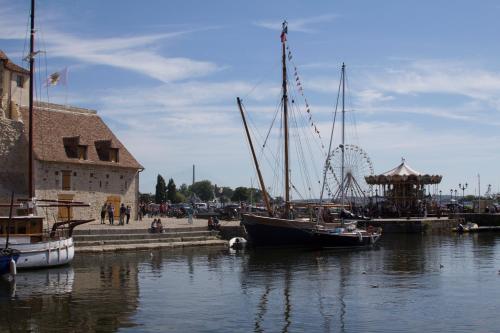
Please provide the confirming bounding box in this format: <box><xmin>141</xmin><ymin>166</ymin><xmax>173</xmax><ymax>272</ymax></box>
<box><xmin>107</xmin><ymin>203</ymin><xmax>114</xmax><ymax>225</ymax></box>
<box><xmin>126</xmin><ymin>205</ymin><xmax>131</xmax><ymax>224</ymax></box>
<box><xmin>100</xmin><ymin>203</ymin><xmax>107</xmax><ymax>224</ymax></box>
<box><xmin>138</xmin><ymin>203</ymin><xmax>143</xmax><ymax>221</ymax></box>
<box><xmin>187</xmin><ymin>206</ymin><xmax>193</xmax><ymax>225</ymax></box>
<box><xmin>119</xmin><ymin>203</ymin><xmax>126</xmax><ymax>225</ymax></box>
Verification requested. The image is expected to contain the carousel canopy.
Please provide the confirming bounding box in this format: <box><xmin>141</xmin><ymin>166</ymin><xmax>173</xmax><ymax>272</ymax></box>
<box><xmin>365</xmin><ymin>160</ymin><xmax>442</xmax><ymax>185</ymax></box>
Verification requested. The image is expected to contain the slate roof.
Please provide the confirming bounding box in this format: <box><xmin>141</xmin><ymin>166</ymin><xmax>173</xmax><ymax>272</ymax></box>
<box><xmin>20</xmin><ymin>102</ymin><xmax>143</xmax><ymax>170</ymax></box>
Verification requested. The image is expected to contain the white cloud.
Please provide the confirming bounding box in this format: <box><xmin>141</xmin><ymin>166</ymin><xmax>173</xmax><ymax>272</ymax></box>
<box><xmin>369</xmin><ymin>60</ymin><xmax>500</xmax><ymax>106</ymax></box>
<box><xmin>254</xmin><ymin>14</ymin><xmax>337</xmax><ymax>33</ymax></box>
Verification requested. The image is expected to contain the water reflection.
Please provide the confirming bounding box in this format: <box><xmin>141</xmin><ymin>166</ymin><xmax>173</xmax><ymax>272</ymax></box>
<box><xmin>0</xmin><ymin>234</ymin><xmax>499</xmax><ymax>332</ymax></box>
<box><xmin>0</xmin><ymin>253</ymin><xmax>142</xmax><ymax>333</ymax></box>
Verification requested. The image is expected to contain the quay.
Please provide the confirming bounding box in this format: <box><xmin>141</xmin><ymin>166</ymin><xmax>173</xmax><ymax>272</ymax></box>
<box><xmin>73</xmin><ymin>215</ymin><xmax>465</xmax><ymax>253</ymax></box>
<box><xmin>73</xmin><ymin>216</ymin><xmax>233</xmax><ymax>253</ymax></box>
<box><xmin>368</xmin><ymin>217</ymin><xmax>459</xmax><ymax>233</ymax></box>
<box><xmin>454</xmin><ymin>213</ymin><xmax>500</xmax><ymax>226</ymax></box>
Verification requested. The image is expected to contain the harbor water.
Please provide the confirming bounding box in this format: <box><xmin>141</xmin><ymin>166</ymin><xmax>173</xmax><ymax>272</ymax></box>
<box><xmin>1</xmin><ymin>233</ymin><xmax>500</xmax><ymax>332</ymax></box>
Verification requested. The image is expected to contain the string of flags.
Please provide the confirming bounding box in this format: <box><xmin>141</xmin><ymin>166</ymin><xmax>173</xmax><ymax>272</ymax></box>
<box><xmin>286</xmin><ymin>44</ymin><xmax>325</xmax><ymax>151</ymax></box>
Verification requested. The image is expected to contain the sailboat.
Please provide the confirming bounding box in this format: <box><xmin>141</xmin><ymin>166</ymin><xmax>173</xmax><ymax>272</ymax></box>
<box><xmin>236</xmin><ymin>21</ymin><xmax>381</xmax><ymax>248</ymax></box>
<box><xmin>0</xmin><ymin>0</ymin><xmax>93</xmax><ymax>269</ymax></box>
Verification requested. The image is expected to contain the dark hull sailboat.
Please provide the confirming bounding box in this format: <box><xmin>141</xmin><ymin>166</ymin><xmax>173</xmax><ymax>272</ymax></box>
<box><xmin>242</xmin><ymin>214</ymin><xmax>380</xmax><ymax>248</ymax></box>
<box><xmin>241</xmin><ymin>214</ymin><xmax>315</xmax><ymax>247</ymax></box>
<box><xmin>237</xmin><ymin>22</ymin><xmax>381</xmax><ymax>249</ymax></box>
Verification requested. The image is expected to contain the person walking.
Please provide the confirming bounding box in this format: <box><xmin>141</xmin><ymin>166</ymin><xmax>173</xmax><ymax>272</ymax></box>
<box><xmin>187</xmin><ymin>206</ymin><xmax>194</xmax><ymax>225</ymax></box>
<box><xmin>100</xmin><ymin>203</ymin><xmax>107</xmax><ymax>224</ymax></box>
<box><xmin>126</xmin><ymin>205</ymin><xmax>131</xmax><ymax>224</ymax></box>
<box><xmin>119</xmin><ymin>203</ymin><xmax>126</xmax><ymax>225</ymax></box>
<box><xmin>107</xmin><ymin>203</ymin><xmax>114</xmax><ymax>225</ymax></box>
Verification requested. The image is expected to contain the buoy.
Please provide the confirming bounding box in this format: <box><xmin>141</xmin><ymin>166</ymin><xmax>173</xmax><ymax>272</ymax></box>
<box><xmin>9</xmin><ymin>259</ymin><xmax>17</xmax><ymax>276</ymax></box>
<box><xmin>229</xmin><ymin>237</ymin><xmax>247</xmax><ymax>249</ymax></box>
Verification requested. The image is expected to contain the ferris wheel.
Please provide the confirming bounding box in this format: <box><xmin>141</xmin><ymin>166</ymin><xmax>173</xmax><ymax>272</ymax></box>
<box><xmin>325</xmin><ymin>144</ymin><xmax>374</xmax><ymax>200</ymax></box>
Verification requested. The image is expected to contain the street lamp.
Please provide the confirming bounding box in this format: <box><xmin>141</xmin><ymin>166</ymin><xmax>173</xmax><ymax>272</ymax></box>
<box><xmin>459</xmin><ymin>183</ymin><xmax>468</xmax><ymax>212</ymax></box>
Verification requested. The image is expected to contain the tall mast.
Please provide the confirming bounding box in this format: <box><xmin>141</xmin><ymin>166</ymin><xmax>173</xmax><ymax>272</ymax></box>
<box><xmin>236</xmin><ymin>97</ymin><xmax>273</xmax><ymax>216</ymax></box>
<box><xmin>340</xmin><ymin>63</ymin><xmax>345</xmax><ymax>226</ymax></box>
<box><xmin>281</xmin><ymin>21</ymin><xmax>290</xmax><ymax>217</ymax></box>
<box><xmin>28</xmin><ymin>0</ymin><xmax>35</xmax><ymax>199</ymax></box>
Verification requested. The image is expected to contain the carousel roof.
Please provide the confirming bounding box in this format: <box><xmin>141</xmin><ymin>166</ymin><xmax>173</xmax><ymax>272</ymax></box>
<box><xmin>383</xmin><ymin>161</ymin><xmax>422</xmax><ymax>177</ymax></box>
<box><xmin>365</xmin><ymin>159</ymin><xmax>442</xmax><ymax>185</ymax></box>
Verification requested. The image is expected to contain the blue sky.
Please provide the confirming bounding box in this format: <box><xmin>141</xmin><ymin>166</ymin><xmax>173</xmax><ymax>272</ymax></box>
<box><xmin>2</xmin><ymin>0</ymin><xmax>500</xmax><ymax>198</ymax></box>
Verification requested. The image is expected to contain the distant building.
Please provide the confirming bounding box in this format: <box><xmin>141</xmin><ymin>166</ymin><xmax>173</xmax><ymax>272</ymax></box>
<box><xmin>0</xmin><ymin>51</ymin><xmax>143</xmax><ymax>221</ymax></box>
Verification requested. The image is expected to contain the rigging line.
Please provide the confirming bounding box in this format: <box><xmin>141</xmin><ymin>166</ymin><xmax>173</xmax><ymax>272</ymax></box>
<box><xmin>287</xmin><ymin>81</ymin><xmax>317</xmax><ymax>197</ymax></box>
<box><xmin>262</xmin><ymin>98</ymin><xmax>282</xmax><ymax>149</ymax></box>
<box><xmin>286</xmin><ymin>73</ymin><xmax>323</xmax><ymax>187</ymax></box>
<box><xmin>289</xmin><ymin>107</ymin><xmax>310</xmax><ymax>199</ymax></box>
<box><xmin>242</xmin><ymin>103</ymin><xmax>282</xmax><ymax>188</ymax></box>
<box><xmin>285</xmin><ymin>46</ymin><xmax>326</xmax><ymax>154</ymax></box>
<box><xmin>320</xmin><ymin>67</ymin><xmax>342</xmax><ymax>203</ymax></box>
<box><xmin>242</xmin><ymin>54</ymin><xmax>281</xmax><ymax>100</ymax></box>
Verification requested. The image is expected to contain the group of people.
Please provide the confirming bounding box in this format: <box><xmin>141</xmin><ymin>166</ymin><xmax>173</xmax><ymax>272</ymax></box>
<box><xmin>150</xmin><ymin>219</ymin><xmax>164</xmax><ymax>233</ymax></box>
<box><xmin>207</xmin><ymin>216</ymin><xmax>220</xmax><ymax>231</ymax></box>
<box><xmin>100</xmin><ymin>202</ymin><xmax>131</xmax><ymax>225</ymax></box>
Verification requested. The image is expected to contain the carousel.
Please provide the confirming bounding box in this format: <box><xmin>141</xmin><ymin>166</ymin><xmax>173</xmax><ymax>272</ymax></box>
<box><xmin>365</xmin><ymin>159</ymin><xmax>442</xmax><ymax>217</ymax></box>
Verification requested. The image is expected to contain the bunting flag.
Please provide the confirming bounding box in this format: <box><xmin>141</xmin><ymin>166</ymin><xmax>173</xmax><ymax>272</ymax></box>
<box><xmin>286</xmin><ymin>43</ymin><xmax>326</xmax><ymax>153</ymax></box>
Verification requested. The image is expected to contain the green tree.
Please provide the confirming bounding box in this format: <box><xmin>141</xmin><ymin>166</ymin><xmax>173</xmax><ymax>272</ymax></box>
<box><xmin>179</xmin><ymin>183</ymin><xmax>190</xmax><ymax>197</ymax></box>
<box><xmin>155</xmin><ymin>174</ymin><xmax>167</xmax><ymax>204</ymax></box>
<box><xmin>232</xmin><ymin>187</ymin><xmax>249</xmax><ymax>202</ymax></box>
<box><xmin>189</xmin><ymin>180</ymin><xmax>214</xmax><ymax>201</ymax></box>
<box><xmin>174</xmin><ymin>192</ymin><xmax>186</xmax><ymax>203</ymax></box>
<box><xmin>167</xmin><ymin>178</ymin><xmax>177</xmax><ymax>203</ymax></box>
<box><xmin>139</xmin><ymin>192</ymin><xmax>154</xmax><ymax>204</ymax></box>
<box><xmin>248</xmin><ymin>187</ymin><xmax>262</xmax><ymax>203</ymax></box>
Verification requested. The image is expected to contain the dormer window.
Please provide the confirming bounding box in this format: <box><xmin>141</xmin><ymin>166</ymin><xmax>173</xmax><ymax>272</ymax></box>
<box><xmin>63</xmin><ymin>136</ymin><xmax>87</xmax><ymax>160</ymax></box>
<box><xmin>109</xmin><ymin>148</ymin><xmax>119</xmax><ymax>162</ymax></box>
<box><xmin>95</xmin><ymin>140</ymin><xmax>119</xmax><ymax>162</ymax></box>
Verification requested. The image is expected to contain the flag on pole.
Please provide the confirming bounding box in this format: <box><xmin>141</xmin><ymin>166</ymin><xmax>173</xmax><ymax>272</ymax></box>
<box><xmin>281</xmin><ymin>20</ymin><xmax>288</xmax><ymax>43</ymax></box>
<box><xmin>43</xmin><ymin>67</ymin><xmax>68</xmax><ymax>87</ymax></box>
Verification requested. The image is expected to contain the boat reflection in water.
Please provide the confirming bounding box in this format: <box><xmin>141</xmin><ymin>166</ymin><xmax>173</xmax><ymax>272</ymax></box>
<box><xmin>240</xmin><ymin>248</ymin><xmax>363</xmax><ymax>333</ymax></box>
<box><xmin>0</xmin><ymin>253</ymin><xmax>142</xmax><ymax>333</ymax></box>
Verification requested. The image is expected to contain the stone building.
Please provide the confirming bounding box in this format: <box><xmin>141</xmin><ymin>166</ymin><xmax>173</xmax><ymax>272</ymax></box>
<box><xmin>0</xmin><ymin>50</ymin><xmax>28</xmax><ymax>120</ymax></box>
<box><xmin>0</xmin><ymin>51</ymin><xmax>143</xmax><ymax>222</ymax></box>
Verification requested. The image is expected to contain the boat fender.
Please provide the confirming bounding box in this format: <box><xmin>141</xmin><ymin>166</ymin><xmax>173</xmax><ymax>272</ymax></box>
<box><xmin>229</xmin><ymin>237</ymin><xmax>247</xmax><ymax>249</ymax></box>
<box><xmin>9</xmin><ymin>259</ymin><xmax>17</xmax><ymax>276</ymax></box>
<box><xmin>357</xmin><ymin>231</ymin><xmax>363</xmax><ymax>242</ymax></box>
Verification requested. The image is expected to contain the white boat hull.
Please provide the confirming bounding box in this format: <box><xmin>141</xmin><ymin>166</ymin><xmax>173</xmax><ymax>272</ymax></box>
<box><xmin>7</xmin><ymin>237</ymin><xmax>74</xmax><ymax>269</ymax></box>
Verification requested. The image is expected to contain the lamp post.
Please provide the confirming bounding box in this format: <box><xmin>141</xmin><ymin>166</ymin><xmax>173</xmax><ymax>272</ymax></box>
<box><xmin>458</xmin><ymin>183</ymin><xmax>467</xmax><ymax>212</ymax></box>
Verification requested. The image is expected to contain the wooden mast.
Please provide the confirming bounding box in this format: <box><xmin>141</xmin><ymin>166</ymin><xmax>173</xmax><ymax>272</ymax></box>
<box><xmin>340</xmin><ymin>63</ymin><xmax>345</xmax><ymax>227</ymax></box>
<box><xmin>236</xmin><ymin>97</ymin><xmax>273</xmax><ymax>216</ymax></box>
<box><xmin>281</xmin><ymin>21</ymin><xmax>290</xmax><ymax>217</ymax></box>
<box><xmin>28</xmin><ymin>0</ymin><xmax>35</xmax><ymax>200</ymax></box>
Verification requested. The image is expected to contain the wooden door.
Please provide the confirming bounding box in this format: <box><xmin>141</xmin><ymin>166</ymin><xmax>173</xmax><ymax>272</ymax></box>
<box><xmin>106</xmin><ymin>196</ymin><xmax>121</xmax><ymax>218</ymax></box>
<box><xmin>58</xmin><ymin>193</ymin><xmax>74</xmax><ymax>220</ymax></box>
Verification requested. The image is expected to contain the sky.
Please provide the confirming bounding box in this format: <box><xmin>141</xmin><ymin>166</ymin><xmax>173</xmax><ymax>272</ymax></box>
<box><xmin>2</xmin><ymin>0</ymin><xmax>500</xmax><ymax>198</ymax></box>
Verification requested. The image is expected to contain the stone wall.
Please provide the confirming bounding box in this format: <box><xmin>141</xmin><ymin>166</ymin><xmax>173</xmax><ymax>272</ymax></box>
<box><xmin>0</xmin><ymin>117</ymin><xmax>28</xmax><ymax>208</ymax></box>
<box><xmin>35</xmin><ymin>161</ymin><xmax>140</xmax><ymax>223</ymax></box>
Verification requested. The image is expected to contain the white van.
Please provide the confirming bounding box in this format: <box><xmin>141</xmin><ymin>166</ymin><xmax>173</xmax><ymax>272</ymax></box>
<box><xmin>194</xmin><ymin>203</ymin><xmax>207</xmax><ymax>210</ymax></box>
